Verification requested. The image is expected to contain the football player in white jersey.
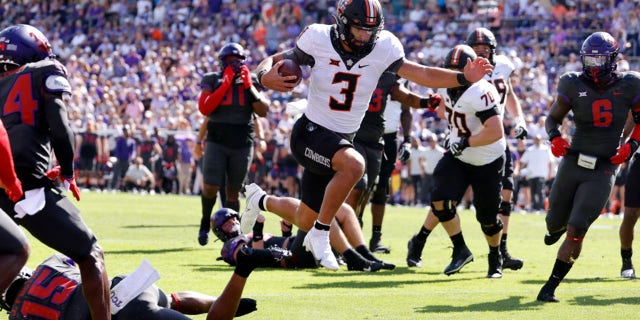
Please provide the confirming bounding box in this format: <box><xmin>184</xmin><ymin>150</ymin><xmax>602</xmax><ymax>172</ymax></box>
<box><xmin>467</xmin><ymin>28</ymin><xmax>527</xmax><ymax>270</ymax></box>
<box><xmin>413</xmin><ymin>45</ymin><xmax>507</xmax><ymax>278</ymax></box>
<box><xmin>407</xmin><ymin>28</ymin><xmax>528</xmax><ymax>272</ymax></box>
<box><xmin>249</xmin><ymin>0</ymin><xmax>492</xmax><ymax>270</ymax></box>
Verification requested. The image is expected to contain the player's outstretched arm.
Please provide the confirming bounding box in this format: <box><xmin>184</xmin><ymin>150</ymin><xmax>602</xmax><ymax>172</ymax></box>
<box><xmin>397</xmin><ymin>57</ymin><xmax>492</xmax><ymax>89</ymax></box>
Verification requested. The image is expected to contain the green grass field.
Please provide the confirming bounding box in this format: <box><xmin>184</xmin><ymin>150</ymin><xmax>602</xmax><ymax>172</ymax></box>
<box><xmin>19</xmin><ymin>192</ymin><xmax>640</xmax><ymax>319</ymax></box>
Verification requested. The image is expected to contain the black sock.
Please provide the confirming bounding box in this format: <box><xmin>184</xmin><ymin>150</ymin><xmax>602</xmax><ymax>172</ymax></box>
<box><xmin>450</xmin><ymin>232</ymin><xmax>466</xmax><ymax>248</ymax></box>
<box><xmin>342</xmin><ymin>248</ymin><xmax>362</xmax><ymax>265</ymax></box>
<box><xmin>314</xmin><ymin>220</ymin><xmax>330</xmax><ymax>231</ymax></box>
<box><xmin>500</xmin><ymin>233</ymin><xmax>508</xmax><ymax>251</ymax></box>
<box><xmin>200</xmin><ymin>196</ymin><xmax>217</xmax><ymax>230</ymax></box>
<box><xmin>416</xmin><ymin>226</ymin><xmax>431</xmax><ymax>242</ymax></box>
<box><xmin>372</xmin><ymin>225</ymin><xmax>382</xmax><ymax>234</ymax></box>
<box><xmin>622</xmin><ymin>248</ymin><xmax>633</xmax><ymax>259</ymax></box>
<box><xmin>355</xmin><ymin>245</ymin><xmax>377</xmax><ymax>262</ymax></box>
<box><xmin>548</xmin><ymin>259</ymin><xmax>572</xmax><ymax>287</ymax></box>
<box><xmin>489</xmin><ymin>245</ymin><xmax>499</xmax><ymax>254</ymax></box>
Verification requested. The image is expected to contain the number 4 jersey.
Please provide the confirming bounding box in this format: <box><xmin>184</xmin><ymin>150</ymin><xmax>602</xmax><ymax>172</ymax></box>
<box><xmin>0</xmin><ymin>59</ymin><xmax>74</xmax><ymax>189</ymax></box>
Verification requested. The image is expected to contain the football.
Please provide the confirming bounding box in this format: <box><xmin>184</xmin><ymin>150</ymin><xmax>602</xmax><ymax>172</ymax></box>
<box><xmin>278</xmin><ymin>59</ymin><xmax>302</xmax><ymax>85</ymax></box>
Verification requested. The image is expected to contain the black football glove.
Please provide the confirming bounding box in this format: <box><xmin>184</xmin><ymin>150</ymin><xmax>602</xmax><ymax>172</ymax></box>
<box><xmin>449</xmin><ymin>137</ymin><xmax>469</xmax><ymax>157</ymax></box>
<box><xmin>398</xmin><ymin>142</ymin><xmax>411</xmax><ymax>164</ymax></box>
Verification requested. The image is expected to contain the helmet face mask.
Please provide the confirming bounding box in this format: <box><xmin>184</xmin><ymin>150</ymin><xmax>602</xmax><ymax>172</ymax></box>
<box><xmin>580</xmin><ymin>31</ymin><xmax>618</xmax><ymax>85</ymax></box>
<box><xmin>212</xmin><ymin>208</ymin><xmax>241</xmax><ymax>242</ymax></box>
<box><xmin>335</xmin><ymin>0</ymin><xmax>384</xmax><ymax>55</ymax></box>
<box><xmin>466</xmin><ymin>28</ymin><xmax>496</xmax><ymax>65</ymax></box>
<box><xmin>218</xmin><ymin>43</ymin><xmax>246</xmax><ymax>73</ymax></box>
<box><xmin>0</xmin><ymin>267</ymin><xmax>32</xmax><ymax>311</ymax></box>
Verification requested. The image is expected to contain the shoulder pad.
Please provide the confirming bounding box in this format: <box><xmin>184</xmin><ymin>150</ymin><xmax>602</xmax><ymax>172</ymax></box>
<box><xmin>200</xmin><ymin>72</ymin><xmax>220</xmax><ymax>91</ymax></box>
<box><xmin>44</xmin><ymin>74</ymin><xmax>72</xmax><ymax>95</ymax></box>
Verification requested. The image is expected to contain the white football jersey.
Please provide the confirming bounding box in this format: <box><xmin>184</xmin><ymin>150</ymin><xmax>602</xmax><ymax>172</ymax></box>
<box><xmin>438</xmin><ymin>80</ymin><xmax>506</xmax><ymax>166</ymax></box>
<box><xmin>296</xmin><ymin>24</ymin><xmax>404</xmax><ymax>134</ymax></box>
<box><xmin>484</xmin><ymin>54</ymin><xmax>515</xmax><ymax>109</ymax></box>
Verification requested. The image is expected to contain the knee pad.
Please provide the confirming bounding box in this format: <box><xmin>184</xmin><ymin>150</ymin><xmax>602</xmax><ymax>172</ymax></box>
<box><xmin>370</xmin><ymin>185</ymin><xmax>389</xmax><ymax>205</ymax></box>
<box><xmin>432</xmin><ymin>201</ymin><xmax>456</xmax><ymax>222</ymax></box>
<box><xmin>498</xmin><ymin>201</ymin><xmax>512</xmax><ymax>217</ymax></box>
<box><xmin>481</xmin><ymin>218</ymin><xmax>504</xmax><ymax>236</ymax></box>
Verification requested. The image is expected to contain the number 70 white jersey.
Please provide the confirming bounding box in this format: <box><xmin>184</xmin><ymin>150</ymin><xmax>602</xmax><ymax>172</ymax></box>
<box><xmin>438</xmin><ymin>80</ymin><xmax>506</xmax><ymax>166</ymax></box>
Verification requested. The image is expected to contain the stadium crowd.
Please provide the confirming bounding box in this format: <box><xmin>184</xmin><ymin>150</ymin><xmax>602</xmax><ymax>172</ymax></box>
<box><xmin>3</xmin><ymin>0</ymin><xmax>636</xmax><ymax>213</ymax></box>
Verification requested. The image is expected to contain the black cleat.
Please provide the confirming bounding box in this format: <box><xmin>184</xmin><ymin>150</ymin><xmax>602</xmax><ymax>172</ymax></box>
<box><xmin>357</xmin><ymin>247</ymin><xmax>395</xmax><ymax>270</ymax></box>
<box><xmin>544</xmin><ymin>228</ymin><xmax>566</xmax><ymax>246</ymax></box>
<box><xmin>370</xmin><ymin>237</ymin><xmax>391</xmax><ymax>254</ymax></box>
<box><xmin>346</xmin><ymin>257</ymin><xmax>382</xmax><ymax>272</ymax></box>
<box><xmin>537</xmin><ymin>283</ymin><xmax>560</xmax><ymax>302</ymax></box>
<box><xmin>198</xmin><ymin>229</ymin><xmax>209</xmax><ymax>246</ymax></box>
<box><xmin>444</xmin><ymin>246</ymin><xmax>474</xmax><ymax>275</ymax></box>
<box><xmin>406</xmin><ymin>235</ymin><xmax>426</xmax><ymax>267</ymax></box>
<box><xmin>502</xmin><ymin>251</ymin><xmax>524</xmax><ymax>270</ymax></box>
<box><xmin>487</xmin><ymin>251</ymin><xmax>503</xmax><ymax>278</ymax></box>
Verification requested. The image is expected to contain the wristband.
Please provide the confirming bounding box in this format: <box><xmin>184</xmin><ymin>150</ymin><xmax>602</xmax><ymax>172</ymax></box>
<box><xmin>419</xmin><ymin>97</ymin><xmax>429</xmax><ymax>109</ymax></box>
<box><xmin>457</xmin><ymin>73</ymin><xmax>471</xmax><ymax>86</ymax></box>
<box><xmin>547</xmin><ymin>128</ymin><xmax>561</xmax><ymax>141</ymax></box>
<box><xmin>252</xmin><ymin>221</ymin><xmax>264</xmax><ymax>242</ymax></box>
<box><xmin>256</xmin><ymin>69</ymin><xmax>267</xmax><ymax>86</ymax></box>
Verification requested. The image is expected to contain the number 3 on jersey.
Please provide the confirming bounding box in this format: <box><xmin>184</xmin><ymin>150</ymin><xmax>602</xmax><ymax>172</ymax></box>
<box><xmin>3</xmin><ymin>73</ymin><xmax>38</xmax><ymax>126</ymax></box>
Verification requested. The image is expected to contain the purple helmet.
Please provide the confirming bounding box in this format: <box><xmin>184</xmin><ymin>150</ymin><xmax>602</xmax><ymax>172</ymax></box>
<box><xmin>580</xmin><ymin>32</ymin><xmax>619</xmax><ymax>85</ymax></box>
<box><xmin>211</xmin><ymin>208</ymin><xmax>241</xmax><ymax>242</ymax></box>
<box><xmin>221</xmin><ymin>235</ymin><xmax>249</xmax><ymax>265</ymax></box>
<box><xmin>0</xmin><ymin>24</ymin><xmax>54</xmax><ymax>69</ymax></box>
<box><xmin>218</xmin><ymin>43</ymin><xmax>245</xmax><ymax>72</ymax></box>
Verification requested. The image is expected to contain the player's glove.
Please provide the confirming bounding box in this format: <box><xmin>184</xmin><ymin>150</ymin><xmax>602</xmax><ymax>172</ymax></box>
<box><xmin>398</xmin><ymin>142</ymin><xmax>411</xmax><ymax>164</ymax></box>
<box><xmin>222</xmin><ymin>66</ymin><xmax>236</xmax><ymax>86</ymax></box>
<box><xmin>4</xmin><ymin>179</ymin><xmax>23</xmax><ymax>203</ymax></box>
<box><xmin>440</xmin><ymin>135</ymin><xmax>450</xmax><ymax>149</ymax></box>
<box><xmin>514</xmin><ymin>125</ymin><xmax>528</xmax><ymax>140</ymax></box>
<box><xmin>420</xmin><ymin>93</ymin><xmax>442</xmax><ymax>111</ymax></box>
<box><xmin>449</xmin><ymin>137</ymin><xmax>469</xmax><ymax>157</ymax></box>
<box><xmin>611</xmin><ymin>140</ymin><xmax>640</xmax><ymax>165</ymax></box>
<box><xmin>45</xmin><ymin>166</ymin><xmax>81</xmax><ymax>201</ymax></box>
<box><xmin>240</xmin><ymin>65</ymin><xmax>252</xmax><ymax>89</ymax></box>
<box><xmin>549</xmin><ymin>135</ymin><xmax>570</xmax><ymax>157</ymax></box>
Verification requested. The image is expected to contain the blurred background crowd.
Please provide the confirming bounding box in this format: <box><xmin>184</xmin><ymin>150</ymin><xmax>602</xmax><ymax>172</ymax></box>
<box><xmin>3</xmin><ymin>0</ymin><xmax>635</xmax><ymax>214</ymax></box>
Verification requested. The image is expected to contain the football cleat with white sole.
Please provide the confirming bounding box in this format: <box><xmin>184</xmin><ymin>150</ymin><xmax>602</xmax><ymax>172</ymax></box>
<box><xmin>240</xmin><ymin>183</ymin><xmax>266</xmax><ymax>234</ymax></box>
<box><xmin>303</xmin><ymin>227</ymin><xmax>339</xmax><ymax>271</ymax></box>
<box><xmin>622</xmin><ymin>258</ymin><xmax>635</xmax><ymax>279</ymax></box>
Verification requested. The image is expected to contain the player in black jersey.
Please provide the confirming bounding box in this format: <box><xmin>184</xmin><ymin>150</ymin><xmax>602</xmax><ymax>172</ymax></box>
<box><xmin>346</xmin><ymin>72</ymin><xmax>440</xmax><ymax>253</ymax></box>
<box><xmin>196</xmin><ymin>43</ymin><xmax>270</xmax><ymax>246</ymax></box>
<box><xmin>538</xmin><ymin>32</ymin><xmax>640</xmax><ymax>302</ymax></box>
<box><xmin>0</xmin><ymin>253</ymin><xmax>285</xmax><ymax>320</ymax></box>
<box><xmin>0</xmin><ymin>24</ymin><xmax>111</xmax><ymax>319</ymax></box>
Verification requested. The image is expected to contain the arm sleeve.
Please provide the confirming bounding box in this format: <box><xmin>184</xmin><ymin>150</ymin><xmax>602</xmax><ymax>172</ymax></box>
<box><xmin>44</xmin><ymin>93</ymin><xmax>76</xmax><ymax>177</ymax></box>
<box><xmin>0</xmin><ymin>121</ymin><xmax>19</xmax><ymax>187</ymax></box>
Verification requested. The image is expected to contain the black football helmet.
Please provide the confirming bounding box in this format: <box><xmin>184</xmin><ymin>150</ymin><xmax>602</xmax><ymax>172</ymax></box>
<box><xmin>0</xmin><ymin>267</ymin><xmax>32</xmax><ymax>311</ymax></box>
<box><xmin>218</xmin><ymin>42</ymin><xmax>246</xmax><ymax>72</ymax></box>
<box><xmin>0</xmin><ymin>24</ymin><xmax>54</xmax><ymax>71</ymax></box>
<box><xmin>466</xmin><ymin>27</ymin><xmax>497</xmax><ymax>65</ymax></box>
<box><xmin>212</xmin><ymin>208</ymin><xmax>242</xmax><ymax>242</ymax></box>
<box><xmin>335</xmin><ymin>0</ymin><xmax>384</xmax><ymax>55</ymax></box>
<box><xmin>444</xmin><ymin>44</ymin><xmax>477</xmax><ymax>70</ymax></box>
<box><xmin>580</xmin><ymin>31</ymin><xmax>619</xmax><ymax>86</ymax></box>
